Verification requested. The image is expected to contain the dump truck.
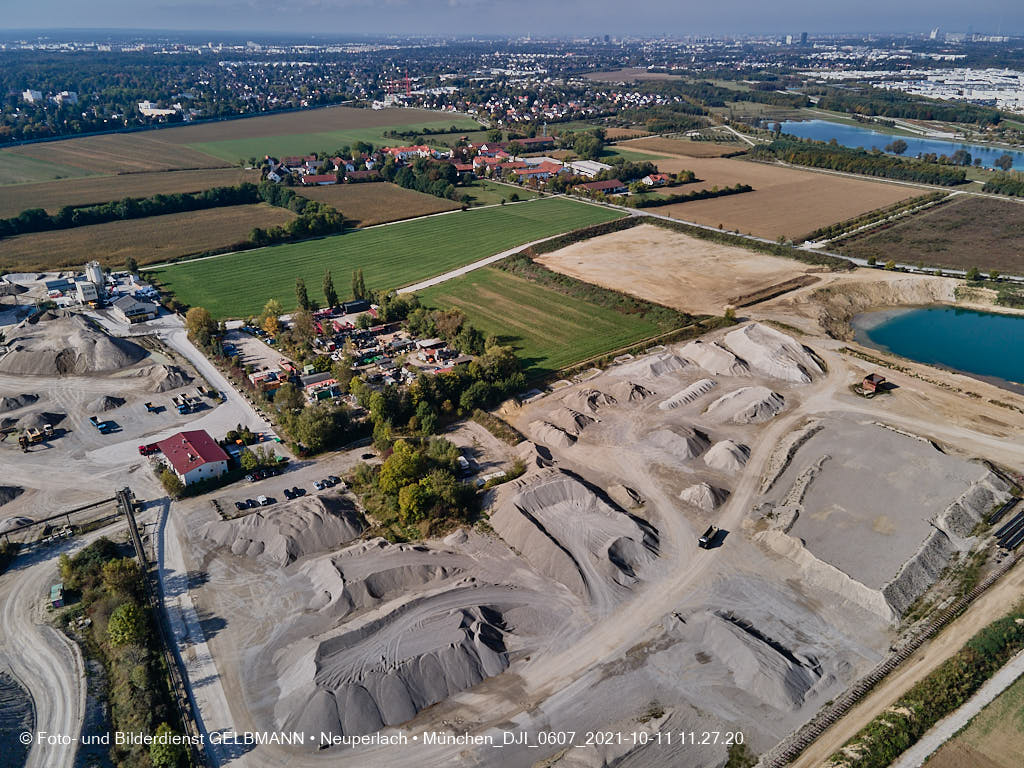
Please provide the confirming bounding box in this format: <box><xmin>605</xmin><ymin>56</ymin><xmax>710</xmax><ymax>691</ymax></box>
<box><xmin>23</xmin><ymin>426</ymin><xmax>51</xmax><ymax>444</ymax></box>
<box><xmin>172</xmin><ymin>395</ymin><xmax>193</xmax><ymax>414</ymax></box>
<box><xmin>698</xmin><ymin>525</ymin><xmax>719</xmax><ymax>549</ymax></box>
<box><xmin>138</xmin><ymin>443</ymin><xmax>159</xmax><ymax>456</ymax></box>
<box><xmin>89</xmin><ymin>416</ymin><xmax>114</xmax><ymax>434</ymax></box>
<box><xmin>144</xmin><ymin>402</ymin><xmax>158</xmax><ymax>413</ymax></box>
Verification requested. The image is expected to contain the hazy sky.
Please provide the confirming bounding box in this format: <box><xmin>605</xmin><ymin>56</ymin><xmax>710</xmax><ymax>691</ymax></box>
<box><xmin>2</xmin><ymin>0</ymin><xmax>1022</xmax><ymax>37</ymax></box>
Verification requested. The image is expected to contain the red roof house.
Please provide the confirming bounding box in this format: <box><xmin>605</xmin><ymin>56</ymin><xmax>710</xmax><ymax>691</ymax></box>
<box><xmin>156</xmin><ymin>430</ymin><xmax>230</xmax><ymax>485</ymax></box>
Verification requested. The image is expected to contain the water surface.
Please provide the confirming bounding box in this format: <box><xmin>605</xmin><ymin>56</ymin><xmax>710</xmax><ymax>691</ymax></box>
<box><xmin>853</xmin><ymin>306</ymin><xmax>1024</xmax><ymax>391</ymax></box>
<box><xmin>779</xmin><ymin>119</ymin><xmax>1024</xmax><ymax>171</ymax></box>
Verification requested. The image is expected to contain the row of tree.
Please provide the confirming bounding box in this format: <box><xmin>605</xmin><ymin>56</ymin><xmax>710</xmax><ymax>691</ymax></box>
<box><xmin>628</xmin><ymin>182</ymin><xmax>753</xmax><ymax>208</ymax></box>
<box><xmin>753</xmin><ymin>138</ymin><xmax>968</xmax><ymax>186</ymax></box>
<box><xmin>982</xmin><ymin>171</ymin><xmax>1024</xmax><ymax>196</ymax></box>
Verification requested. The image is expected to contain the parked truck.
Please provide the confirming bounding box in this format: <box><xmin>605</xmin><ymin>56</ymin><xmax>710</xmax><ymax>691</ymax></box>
<box><xmin>88</xmin><ymin>416</ymin><xmax>114</xmax><ymax>434</ymax></box>
<box><xmin>698</xmin><ymin>525</ymin><xmax>719</xmax><ymax>549</ymax></box>
<box><xmin>144</xmin><ymin>401</ymin><xmax>158</xmax><ymax>413</ymax></box>
<box><xmin>138</xmin><ymin>443</ymin><xmax>160</xmax><ymax>456</ymax></box>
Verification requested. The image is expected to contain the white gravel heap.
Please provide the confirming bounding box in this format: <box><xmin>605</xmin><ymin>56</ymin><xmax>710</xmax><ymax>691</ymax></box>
<box><xmin>529</xmin><ymin>420</ymin><xmax>577</xmax><ymax>448</ymax></box>
<box><xmin>704</xmin><ymin>440</ymin><xmax>751</xmax><ymax>473</ymax></box>
<box><xmin>548</xmin><ymin>408</ymin><xmax>598</xmax><ymax>436</ymax></box>
<box><xmin>722</xmin><ymin>323</ymin><xmax>823</xmax><ymax>384</ymax></box>
<box><xmin>659</xmin><ymin>378</ymin><xmax>717</xmax><ymax>410</ymax></box>
<box><xmin>678</xmin><ymin>482</ymin><xmax>729</xmax><ymax>512</ymax></box>
<box><xmin>678</xmin><ymin>340</ymin><xmax>751</xmax><ymax>377</ymax></box>
<box><xmin>0</xmin><ymin>393</ymin><xmax>39</xmax><ymax>413</ymax></box>
<box><xmin>0</xmin><ymin>311</ymin><xmax>147</xmax><ymax>376</ymax></box>
<box><xmin>609</xmin><ymin>380</ymin><xmax>655</xmax><ymax>402</ymax></box>
<box><xmin>646</xmin><ymin>424</ymin><xmax>711</xmax><ymax>460</ymax></box>
<box><xmin>612</xmin><ymin>352</ymin><xmax>689</xmax><ymax>380</ymax></box>
<box><xmin>705</xmin><ymin>386</ymin><xmax>786</xmax><ymax>424</ymax></box>
<box><xmin>565</xmin><ymin>388</ymin><xmax>618</xmax><ymax>413</ymax></box>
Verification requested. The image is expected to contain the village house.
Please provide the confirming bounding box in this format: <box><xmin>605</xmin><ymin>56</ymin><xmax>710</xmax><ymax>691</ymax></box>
<box><xmin>300</xmin><ymin>174</ymin><xmax>337</xmax><ymax>185</ymax></box>
<box><xmin>384</xmin><ymin>145</ymin><xmax>433</xmax><ymax>161</ymax></box>
<box><xmin>156</xmin><ymin>430</ymin><xmax>229</xmax><ymax>486</ymax></box>
<box><xmin>642</xmin><ymin>173</ymin><xmax>672</xmax><ymax>186</ymax></box>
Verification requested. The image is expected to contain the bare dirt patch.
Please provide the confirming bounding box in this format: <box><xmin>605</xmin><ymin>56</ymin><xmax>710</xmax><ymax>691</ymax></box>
<box><xmin>1</xmin><ymin>203</ymin><xmax>295</xmax><ymax>271</ymax></box>
<box><xmin>616</xmin><ymin>153</ymin><xmax>918</xmax><ymax>239</ymax></box>
<box><xmin>605</xmin><ymin>127</ymin><xmax>652</xmax><ymax>140</ymax></box>
<box><xmin>535</xmin><ymin>223</ymin><xmax>814</xmax><ymax>315</ymax></box>
<box><xmin>296</xmin><ymin>182</ymin><xmax>460</xmax><ymax>227</ymax></box>
<box><xmin>620</xmin><ymin>136</ymin><xmax>743</xmax><ymax>158</ymax></box>
<box><xmin>835</xmin><ymin>195</ymin><xmax>1024</xmax><ymax>274</ymax></box>
<box><xmin>0</xmin><ymin>168</ymin><xmax>259</xmax><ymax>218</ymax></box>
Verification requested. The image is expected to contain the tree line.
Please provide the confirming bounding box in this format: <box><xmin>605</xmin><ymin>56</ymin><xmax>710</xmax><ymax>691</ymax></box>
<box><xmin>982</xmin><ymin>171</ymin><xmax>1024</xmax><ymax>197</ymax></box>
<box><xmin>753</xmin><ymin>138</ymin><xmax>968</xmax><ymax>186</ymax></box>
<box><xmin>813</xmin><ymin>85</ymin><xmax>1002</xmax><ymax>125</ymax></box>
<box><xmin>628</xmin><ymin>183</ymin><xmax>753</xmax><ymax>208</ymax></box>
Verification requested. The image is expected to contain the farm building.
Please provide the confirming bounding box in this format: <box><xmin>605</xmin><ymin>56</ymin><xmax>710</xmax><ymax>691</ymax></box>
<box><xmin>156</xmin><ymin>430</ymin><xmax>230</xmax><ymax>486</ymax></box>
<box><xmin>112</xmin><ymin>296</ymin><xmax>158</xmax><ymax>324</ymax></box>
<box><xmin>300</xmin><ymin>174</ymin><xmax>337</xmax><ymax>186</ymax></box>
<box><xmin>384</xmin><ymin>145</ymin><xmax>433</xmax><ymax>160</ymax></box>
<box><xmin>515</xmin><ymin>161</ymin><xmax>566</xmax><ymax>181</ymax></box>
<box><xmin>565</xmin><ymin>160</ymin><xmax>613</xmax><ymax>178</ymax></box>
<box><xmin>576</xmin><ymin>179</ymin><xmax>627</xmax><ymax>195</ymax></box>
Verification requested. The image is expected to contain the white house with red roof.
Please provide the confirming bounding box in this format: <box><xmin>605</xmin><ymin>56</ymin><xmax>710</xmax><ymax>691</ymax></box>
<box><xmin>156</xmin><ymin>430</ymin><xmax>230</xmax><ymax>485</ymax></box>
<box><xmin>384</xmin><ymin>145</ymin><xmax>433</xmax><ymax>160</ymax></box>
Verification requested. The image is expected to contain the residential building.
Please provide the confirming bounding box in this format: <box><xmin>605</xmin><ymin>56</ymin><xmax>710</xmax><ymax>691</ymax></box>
<box><xmin>156</xmin><ymin>430</ymin><xmax>230</xmax><ymax>486</ymax></box>
<box><xmin>642</xmin><ymin>173</ymin><xmax>672</xmax><ymax>186</ymax></box>
<box><xmin>54</xmin><ymin>91</ymin><xmax>78</xmax><ymax>105</ymax></box>
<box><xmin>384</xmin><ymin>145</ymin><xmax>433</xmax><ymax>160</ymax></box>
<box><xmin>300</xmin><ymin>174</ymin><xmax>337</xmax><ymax>185</ymax></box>
<box><xmin>345</xmin><ymin>170</ymin><xmax>381</xmax><ymax>182</ymax></box>
<box><xmin>22</xmin><ymin>89</ymin><xmax>43</xmax><ymax>103</ymax></box>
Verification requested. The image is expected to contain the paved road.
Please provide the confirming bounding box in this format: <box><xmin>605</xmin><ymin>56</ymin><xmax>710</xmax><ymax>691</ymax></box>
<box><xmin>890</xmin><ymin>650</ymin><xmax>1024</xmax><ymax>768</ymax></box>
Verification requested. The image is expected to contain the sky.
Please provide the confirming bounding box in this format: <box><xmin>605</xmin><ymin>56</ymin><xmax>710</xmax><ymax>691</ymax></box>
<box><xmin>2</xmin><ymin>0</ymin><xmax>1023</xmax><ymax>37</ymax></box>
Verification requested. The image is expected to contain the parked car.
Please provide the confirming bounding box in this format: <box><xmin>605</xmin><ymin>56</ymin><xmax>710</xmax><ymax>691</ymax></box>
<box><xmin>234</xmin><ymin>501</ymin><xmax>248</xmax><ymax>511</ymax></box>
<box><xmin>291</xmin><ymin>487</ymin><xmax>306</xmax><ymax>497</ymax></box>
<box><xmin>327</xmin><ymin>475</ymin><xmax>341</xmax><ymax>486</ymax></box>
<box><xmin>257</xmin><ymin>495</ymin><xmax>271</xmax><ymax>506</ymax></box>
<box><xmin>283</xmin><ymin>488</ymin><xmax>294</xmax><ymax>500</ymax></box>
<box><xmin>245</xmin><ymin>499</ymin><xmax>258</xmax><ymax>509</ymax></box>
<box><xmin>313</xmin><ymin>480</ymin><xmax>325</xmax><ymax>491</ymax></box>
<box><xmin>361</xmin><ymin>452</ymin><xmax>374</xmax><ymax>460</ymax></box>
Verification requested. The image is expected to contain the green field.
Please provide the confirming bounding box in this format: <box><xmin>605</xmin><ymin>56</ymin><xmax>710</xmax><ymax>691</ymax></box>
<box><xmin>418</xmin><ymin>266</ymin><xmax>663</xmax><ymax>377</ymax></box>
<box><xmin>188</xmin><ymin>118</ymin><xmax>483</xmax><ymax>162</ymax></box>
<box><xmin>147</xmin><ymin>196</ymin><xmax>624</xmax><ymax>318</ymax></box>
<box><xmin>465</xmin><ymin>180</ymin><xmax>539</xmax><ymax>206</ymax></box>
<box><xmin>0</xmin><ymin>152</ymin><xmax>98</xmax><ymax>185</ymax></box>
<box><xmin>601</xmin><ymin>146</ymin><xmax>672</xmax><ymax>162</ymax></box>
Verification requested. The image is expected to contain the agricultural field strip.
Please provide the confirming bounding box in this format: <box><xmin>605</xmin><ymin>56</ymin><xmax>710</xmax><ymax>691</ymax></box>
<box><xmin>146</xmin><ymin>196</ymin><xmax>625</xmax><ymax>318</ymax></box>
<box><xmin>417</xmin><ymin>266</ymin><xmax>663</xmax><ymax>374</ymax></box>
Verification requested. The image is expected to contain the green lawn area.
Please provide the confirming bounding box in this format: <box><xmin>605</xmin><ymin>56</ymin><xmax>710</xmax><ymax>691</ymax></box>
<box><xmin>187</xmin><ymin>118</ymin><xmax>483</xmax><ymax>163</ymax></box>
<box><xmin>465</xmin><ymin>180</ymin><xmax>538</xmax><ymax>206</ymax></box>
<box><xmin>0</xmin><ymin>151</ymin><xmax>98</xmax><ymax>185</ymax></box>
<box><xmin>418</xmin><ymin>266</ymin><xmax>663</xmax><ymax>378</ymax></box>
<box><xmin>931</xmin><ymin>667</ymin><xmax>1024</xmax><ymax>768</ymax></box>
<box><xmin>146</xmin><ymin>196</ymin><xmax>624</xmax><ymax>319</ymax></box>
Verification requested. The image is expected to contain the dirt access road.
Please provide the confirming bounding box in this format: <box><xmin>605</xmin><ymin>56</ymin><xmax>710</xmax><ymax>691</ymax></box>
<box><xmin>789</xmin><ymin>556</ymin><xmax>1024</xmax><ymax>768</ymax></box>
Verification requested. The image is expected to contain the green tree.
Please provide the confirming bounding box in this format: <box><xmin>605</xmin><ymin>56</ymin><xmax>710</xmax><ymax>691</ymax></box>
<box><xmin>966</xmin><ymin>266</ymin><xmax>981</xmax><ymax>281</ymax></box>
<box><xmin>884</xmin><ymin>259</ymin><xmax>897</xmax><ymax>271</ymax></box>
<box><xmin>184</xmin><ymin>306</ymin><xmax>216</xmax><ymax>344</ymax></box>
<box><xmin>398</xmin><ymin>482</ymin><xmax>431</xmax><ymax>524</ymax></box>
<box><xmin>885</xmin><ymin>139</ymin><xmax>908</xmax><ymax>155</ymax></box>
<box><xmin>101</xmin><ymin>558</ymin><xmax>141</xmax><ymax>598</ymax></box>
<box><xmin>160</xmin><ymin>467</ymin><xmax>184</xmax><ymax>498</ymax></box>
<box><xmin>295</xmin><ymin>278</ymin><xmax>310</xmax><ymax>311</ymax></box>
<box><xmin>124</xmin><ymin>256</ymin><xmax>139</xmax><ymax>274</ymax></box>
<box><xmin>323</xmin><ymin>269</ymin><xmax>338</xmax><ymax>308</ymax></box>
<box><xmin>261</xmin><ymin>298</ymin><xmax>283</xmax><ymax>336</ymax></box>
<box><xmin>107</xmin><ymin>601</ymin><xmax>146</xmax><ymax>646</ymax></box>
<box><xmin>150</xmin><ymin>723</ymin><xmax>187</xmax><ymax>768</ymax></box>
<box><xmin>290</xmin><ymin>309</ymin><xmax>314</xmax><ymax>345</ymax></box>
<box><xmin>274</xmin><ymin>382</ymin><xmax>305</xmax><ymax>412</ymax></box>
<box><xmin>994</xmin><ymin>153</ymin><xmax>1014</xmax><ymax>171</ymax></box>
<box><xmin>378</xmin><ymin>440</ymin><xmax>426</xmax><ymax>495</ymax></box>
<box><xmin>989</xmin><ymin>269</ymin><xmax>1001</xmax><ymax>282</ymax></box>
<box><xmin>240</xmin><ymin>448</ymin><xmax>260</xmax><ymax>470</ymax></box>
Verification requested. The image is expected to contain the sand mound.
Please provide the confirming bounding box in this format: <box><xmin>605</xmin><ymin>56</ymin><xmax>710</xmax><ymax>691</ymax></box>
<box><xmin>548</xmin><ymin>408</ymin><xmax>598</xmax><ymax>436</ymax></box>
<box><xmin>88</xmin><ymin>395</ymin><xmax>125</xmax><ymax>412</ymax></box>
<box><xmin>609</xmin><ymin>380</ymin><xmax>655</xmax><ymax>402</ymax></box>
<box><xmin>491</xmin><ymin>470</ymin><xmax>659</xmax><ymax>604</ymax></box>
<box><xmin>132</xmin><ymin>364</ymin><xmax>193</xmax><ymax>393</ymax></box>
<box><xmin>705</xmin><ymin>386</ymin><xmax>786</xmax><ymax>424</ymax></box>
<box><xmin>0</xmin><ymin>486</ymin><xmax>25</xmax><ymax>507</ymax></box>
<box><xmin>0</xmin><ymin>394</ymin><xmax>39</xmax><ymax>413</ymax></box>
<box><xmin>199</xmin><ymin>495</ymin><xmax>364</xmax><ymax>566</ymax></box>
<box><xmin>516</xmin><ymin>441</ymin><xmax>555</xmax><ymax>469</ymax></box>
<box><xmin>0</xmin><ymin>312</ymin><xmax>147</xmax><ymax>376</ymax></box>
<box><xmin>529</xmin><ymin>421</ymin><xmax>577</xmax><ymax>448</ymax></box>
<box><xmin>565</xmin><ymin>388</ymin><xmax>617</xmax><ymax>413</ymax></box>
<box><xmin>678</xmin><ymin>482</ymin><xmax>729</xmax><ymax>512</ymax></box>
<box><xmin>723</xmin><ymin>323</ymin><xmax>822</xmax><ymax>383</ymax></box>
<box><xmin>678</xmin><ymin>340</ymin><xmax>750</xmax><ymax>377</ymax></box>
<box><xmin>612</xmin><ymin>353</ymin><xmax>689</xmax><ymax>379</ymax></box>
<box><xmin>704</xmin><ymin>440</ymin><xmax>751</xmax><ymax>473</ymax></box>
<box><xmin>15</xmin><ymin>410</ymin><xmax>66</xmax><ymax>429</ymax></box>
<box><xmin>279</xmin><ymin>603</ymin><xmax>509</xmax><ymax>738</ymax></box>
<box><xmin>659</xmin><ymin>378</ymin><xmax>717</xmax><ymax>409</ymax></box>
<box><xmin>647</xmin><ymin>425</ymin><xmax>711</xmax><ymax>460</ymax></box>
<box><xmin>689</xmin><ymin>611</ymin><xmax>822</xmax><ymax>710</ymax></box>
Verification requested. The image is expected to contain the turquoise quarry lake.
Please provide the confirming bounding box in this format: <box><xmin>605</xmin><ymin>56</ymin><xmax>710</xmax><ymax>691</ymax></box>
<box><xmin>779</xmin><ymin>119</ymin><xmax>1024</xmax><ymax>171</ymax></box>
<box><xmin>853</xmin><ymin>306</ymin><xmax>1024</xmax><ymax>391</ymax></box>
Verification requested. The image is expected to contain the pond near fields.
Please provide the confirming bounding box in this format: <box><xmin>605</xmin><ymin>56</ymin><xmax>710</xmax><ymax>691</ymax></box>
<box><xmin>852</xmin><ymin>306</ymin><xmax>1024</xmax><ymax>392</ymax></box>
<box><xmin>778</xmin><ymin>119</ymin><xmax>1024</xmax><ymax>171</ymax></box>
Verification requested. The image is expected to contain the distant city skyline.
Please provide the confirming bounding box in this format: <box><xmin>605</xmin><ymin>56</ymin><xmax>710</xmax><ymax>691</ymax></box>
<box><xmin>1</xmin><ymin>0</ymin><xmax>1022</xmax><ymax>38</ymax></box>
